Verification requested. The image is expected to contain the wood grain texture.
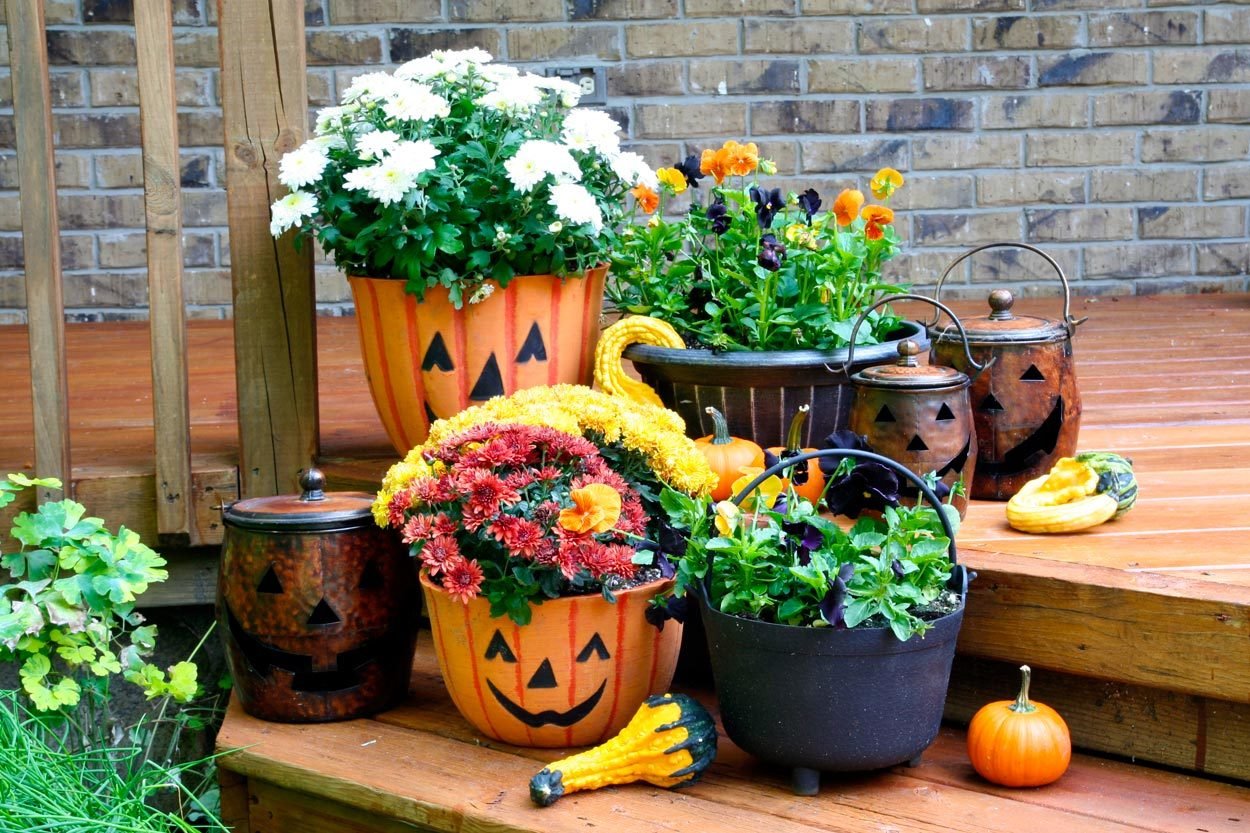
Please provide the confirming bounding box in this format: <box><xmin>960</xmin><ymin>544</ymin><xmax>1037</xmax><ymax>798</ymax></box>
<box><xmin>218</xmin><ymin>768</ymin><xmax>252</xmax><ymax>833</ymax></box>
<box><xmin>5</xmin><ymin>0</ymin><xmax>69</xmax><ymax>500</ymax></box>
<box><xmin>218</xmin><ymin>0</ymin><xmax>318</xmax><ymax>499</ymax></box>
<box><xmin>135</xmin><ymin>0</ymin><xmax>194</xmax><ymax>543</ymax></box>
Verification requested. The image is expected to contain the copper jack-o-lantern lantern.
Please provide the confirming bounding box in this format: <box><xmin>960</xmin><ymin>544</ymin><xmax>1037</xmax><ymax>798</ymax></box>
<box><xmin>218</xmin><ymin>469</ymin><xmax>419</xmax><ymax>723</ymax></box>
<box><xmin>843</xmin><ymin>295</ymin><xmax>989</xmax><ymax>519</ymax></box>
<box><xmin>927</xmin><ymin>243</ymin><xmax>1085</xmax><ymax>501</ymax></box>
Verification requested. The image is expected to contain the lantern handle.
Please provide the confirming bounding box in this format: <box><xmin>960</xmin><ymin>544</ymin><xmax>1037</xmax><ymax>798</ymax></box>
<box><xmin>836</xmin><ymin>293</ymin><xmax>992</xmax><ymax>382</ymax></box>
<box><xmin>930</xmin><ymin>242</ymin><xmax>1086</xmax><ymax>335</ymax></box>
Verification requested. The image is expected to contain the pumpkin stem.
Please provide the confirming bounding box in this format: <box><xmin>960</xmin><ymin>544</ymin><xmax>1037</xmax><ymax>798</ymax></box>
<box><xmin>1010</xmin><ymin>664</ymin><xmax>1037</xmax><ymax>714</ymax></box>
<box><xmin>705</xmin><ymin>407</ymin><xmax>734</xmax><ymax>446</ymax></box>
<box><xmin>785</xmin><ymin>405</ymin><xmax>810</xmax><ymax>454</ymax></box>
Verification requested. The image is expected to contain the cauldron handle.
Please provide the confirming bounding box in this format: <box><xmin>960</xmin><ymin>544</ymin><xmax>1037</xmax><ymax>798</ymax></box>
<box><xmin>837</xmin><ymin>293</ymin><xmax>992</xmax><ymax>382</ymax></box>
<box><xmin>929</xmin><ymin>242</ymin><xmax>1084</xmax><ymax>335</ymax></box>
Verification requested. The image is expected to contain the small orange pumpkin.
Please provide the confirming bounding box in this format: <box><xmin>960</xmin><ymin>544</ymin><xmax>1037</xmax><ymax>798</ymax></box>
<box><xmin>967</xmin><ymin>664</ymin><xmax>1071</xmax><ymax>787</ymax></box>
<box><xmin>696</xmin><ymin>407</ymin><xmax>765</xmax><ymax>501</ymax></box>
<box><xmin>765</xmin><ymin>405</ymin><xmax>826</xmax><ymax>505</ymax></box>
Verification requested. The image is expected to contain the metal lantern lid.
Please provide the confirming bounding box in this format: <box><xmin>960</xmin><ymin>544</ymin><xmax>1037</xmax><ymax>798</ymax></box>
<box><xmin>852</xmin><ymin>340</ymin><xmax>970</xmax><ymax>390</ymax></box>
<box><xmin>222</xmin><ymin>468</ymin><xmax>376</xmax><ymax>532</ymax></box>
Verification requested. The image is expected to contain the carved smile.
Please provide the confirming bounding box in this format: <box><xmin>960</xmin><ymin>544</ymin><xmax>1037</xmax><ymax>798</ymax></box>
<box><xmin>901</xmin><ymin>436</ymin><xmax>972</xmax><ymax>497</ymax></box>
<box><xmin>486</xmin><ymin>679</ymin><xmax>606</xmax><ymax>728</ymax></box>
<box><xmin>226</xmin><ymin>605</ymin><xmax>380</xmax><ymax>693</ymax></box>
<box><xmin>978</xmin><ymin>396</ymin><xmax>1064</xmax><ymax>476</ymax></box>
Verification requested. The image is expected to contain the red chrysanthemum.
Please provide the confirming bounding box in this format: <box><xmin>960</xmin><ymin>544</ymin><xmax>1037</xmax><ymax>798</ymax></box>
<box><xmin>388</xmin><ymin>486</ymin><xmax>416</xmax><ymax>527</ymax></box>
<box><xmin>458</xmin><ymin>468</ymin><xmax>520</xmax><ymax>530</ymax></box>
<box><xmin>432</xmin><ymin>513</ymin><xmax>459</xmax><ymax>537</ymax></box>
<box><xmin>419</xmin><ymin>534</ymin><xmax>461</xmax><ymax>576</ymax></box>
<box><xmin>488</xmin><ymin>515</ymin><xmax>546</xmax><ymax>559</ymax></box>
<box><xmin>442</xmin><ymin>556</ymin><xmax>485</xmax><ymax>603</ymax></box>
<box><xmin>401</xmin><ymin>514</ymin><xmax>434</xmax><ymax>545</ymax></box>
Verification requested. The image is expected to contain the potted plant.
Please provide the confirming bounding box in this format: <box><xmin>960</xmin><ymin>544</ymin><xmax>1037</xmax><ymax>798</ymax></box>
<box><xmin>655</xmin><ymin>450</ymin><xmax>970</xmax><ymax>795</ymax></box>
<box><xmin>269</xmin><ymin>48</ymin><xmax>656</xmax><ymax>452</ymax></box>
<box><xmin>605</xmin><ymin>143</ymin><xmax>922</xmax><ymax>446</ymax></box>
<box><xmin>374</xmin><ymin>385</ymin><xmax>717</xmax><ymax>748</ymax></box>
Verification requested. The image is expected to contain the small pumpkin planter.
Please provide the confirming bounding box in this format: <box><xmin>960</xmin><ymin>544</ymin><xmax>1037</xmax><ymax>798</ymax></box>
<box><xmin>422</xmin><ymin>573</ymin><xmax>682</xmax><ymax>748</ymax></box>
<box><xmin>350</xmin><ymin>267</ymin><xmax>607</xmax><ymax>454</ymax></box>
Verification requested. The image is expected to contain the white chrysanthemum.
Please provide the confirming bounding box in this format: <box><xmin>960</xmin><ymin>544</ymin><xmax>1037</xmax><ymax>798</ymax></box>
<box><xmin>315</xmin><ymin>105</ymin><xmax>352</xmax><ymax>136</ymax></box>
<box><xmin>309</xmin><ymin>133</ymin><xmax>347</xmax><ymax>151</ymax></box>
<box><xmin>269</xmin><ymin>190</ymin><xmax>318</xmax><ymax>236</ymax></box>
<box><xmin>532</xmin><ymin>75</ymin><xmax>583</xmax><ymax>107</ymax></box>
<box><xmin>549</xmin><ymin>182</ymin><xmax>603</xmax><ymax>233</ymax></box>
<box><xmin>388</xmin><ymin>139</ymin><xmax>439</xmax><ymax>178</ymax></box>
<box><xmin>434</xmin><ymin>47</ymin><xmax>493</xmax><ymax>66</ymax></box>
<box><xmin>343</xmin><ymin>161</ymin><xmax>416</xmax><ymax>206</ymax></box>
<box><xmin>383</xmin><ymin>82</ymin><xmax>451</xmax><ymax>122</ymax></box>
<box><xmin>608</xmin><ymin>151</ymin><xmax>658</xmax><ymax>189</ymax></box>
<box><xmin>342</xmin><ymin>71</ymin><xmax>403</xmax><ymax>104</ymax></box>
<box><xmin>394</xmin><ymin>56</ymin><xmax>442</xmax><ymax>82</ymax></box>
<box><xmin>478</xmin><ymin>76</ymin><xmax>545</xmax><ymax>115</ymax></box>
<box><xmin>478</xmin><ymin>63</ymin><xmax>520</xmax><ymax>84</ymax></box>
<box><xmin>356</xmin><ymin>130</ymin><xmax>401</xmax><ymax>160</ymax></box>
<box><xmin>561</xmin><ymin>109</ymin><xmax>622</xmax><ymax>157</ymax></box>
<box><xmin>505</xmin><ymin>140</ymin><xmax>581</xmax><ymax>192</ymax></box>
<box><xmin>278</xmin><ymin>143</ymin><xmax>329</xmax><ymax>189</ymax></box>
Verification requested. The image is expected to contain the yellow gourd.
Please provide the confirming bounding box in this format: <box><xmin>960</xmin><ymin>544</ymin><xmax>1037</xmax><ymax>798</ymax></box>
<box><xmin>594</xmin><ymin>316</ymin><xmax>685</xmax><ymax>408</ymax></box>
<box><xmin>1006</xmin><ymin>456</ymin><xmax>1118</xmax><ymax>533</ymax></box>
<box><xmin>529</xmin><ymin>693</ymin><xmax>718</xmax><ymax>807</ymax></box>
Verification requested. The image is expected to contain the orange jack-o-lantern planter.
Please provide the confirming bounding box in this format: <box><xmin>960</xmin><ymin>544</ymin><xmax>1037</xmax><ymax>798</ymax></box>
<box><xmin>349</xmin><ymin>268</ymin><xmax>608</xmax><ymax>454</ymax></box>
<box><xmin>218</xmin><ymin>470</ymin><xmax>419</xmax><ymax>723</ymax></box>
<box><xmin>422</xmin><ymin>573</ymin><xmax>681</xmax><ymax>748</ymax></box>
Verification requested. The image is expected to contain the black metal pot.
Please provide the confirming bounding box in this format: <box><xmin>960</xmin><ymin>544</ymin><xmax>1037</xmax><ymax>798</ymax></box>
<box><xmin>698</xmin><ymin>449</ymin><xmax>970</xmax><ymax>795</ymax></box>
<box><xmin>623</xmin><ymin>321</ymin><xmax>929</xmax><ymax>447</ymax></box>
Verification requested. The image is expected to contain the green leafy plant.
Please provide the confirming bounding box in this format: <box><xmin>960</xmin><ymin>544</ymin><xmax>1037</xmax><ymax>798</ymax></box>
<box><xmin>607</xmin><ymin>141</ymin><xmax>908</xmax><ymax>351</ymax></box>
<box><xmin>269</xmin><ymin>48</ymin><xmax>655</xmax><ymax>306</ymax></box>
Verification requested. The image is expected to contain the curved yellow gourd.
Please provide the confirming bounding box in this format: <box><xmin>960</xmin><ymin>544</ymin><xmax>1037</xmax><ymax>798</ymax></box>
<box><xmin>1006</xmin><ymin>457</ymin><xmax>1118</xmax><ymax>534</ymax></box>
<box><xmin>594</xmin><ymin>316</ymin><xmax>684</xmax><ymax>408</ymax></box>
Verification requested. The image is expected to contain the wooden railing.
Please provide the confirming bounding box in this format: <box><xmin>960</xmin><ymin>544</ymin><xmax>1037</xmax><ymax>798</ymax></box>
<box><xmin>6</xmin><ymin>0</ymin><xmax>317</xmax><ymax>545</ymax></box>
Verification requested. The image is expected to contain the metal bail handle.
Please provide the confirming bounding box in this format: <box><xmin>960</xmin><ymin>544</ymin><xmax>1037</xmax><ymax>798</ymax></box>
<box><xmin>838</xmin><ymin>293</ymin><xmax>993</xmax><ymax>382</ymax></box>
<box><xmin>930</xmin><ymin>242</ymin><xmax>1084</xmax><ymax>336</ymax></box>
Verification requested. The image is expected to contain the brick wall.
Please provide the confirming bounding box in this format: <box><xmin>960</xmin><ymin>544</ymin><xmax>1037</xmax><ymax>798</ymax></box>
<box><xmin>0</xmin><ymin>0</ymin><xmax>1247</xmax><ymax>322</ymax></box>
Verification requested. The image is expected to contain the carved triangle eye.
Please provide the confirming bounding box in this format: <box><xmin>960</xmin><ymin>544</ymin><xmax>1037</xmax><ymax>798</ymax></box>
<box><xmin>875</xmin><ymin>404</ymin><xmax>896</xmax><ymax>423</ymax></box>
<box><xmin>516</xmin><ymin>323</ymin><xmax>547</xmax><ymax>363</ymax></box>
<box><xmin>485</xmin><ymin>629</ymin><xmax>517</xmax><ymax>663</ymax></box>
<box><xmin>422</xmin><ymin>332</ymin><xmax>454</xmax><ymax>372</ymax></box>
<box><xmin>906</xmin><ymin>434</ymin><xmax>929</xmax><ymax>452</ymax></box>
<box><xmin>1020</xmin><ymin>364</ymin><xmax>1045</xmax><ymax>382</ymax></box>
<box><xmin>257</xmin><ymin>564</ymin><xmax>283</xmax><ymax>594</ymax></box>
<box><xmin>469</xmin><ymin>353</ymin><xmax>504</xmax><ymax>401</ymax></box>
<box><xmin>576</xmin><ymin>633</ymin><xmax>610</xmax><ymax>662</ymax></box>
<box><xmin>307</xmin><ymin>598</ymin><xmax>341</xmax><ymax>626</ymax></box>
<box><xmin>980</xmin><ymin>393</ymin><xmax>1005</xmax><ymax>413</ymax></box>
<box><xmin>936</xmin><ymin>403</ymin><xmax>955</xmax><ymax>421</ymax></box>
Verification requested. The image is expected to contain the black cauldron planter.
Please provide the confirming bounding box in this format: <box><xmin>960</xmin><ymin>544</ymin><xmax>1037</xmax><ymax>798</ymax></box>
<box><xmin>697</xmin><ymin>450</ymin><xmax>970</xmax><ymax>796</ymax></box>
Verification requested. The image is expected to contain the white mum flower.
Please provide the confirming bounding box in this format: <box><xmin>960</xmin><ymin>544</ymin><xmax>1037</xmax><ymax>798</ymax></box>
<box><xmin>533</xmin><ymin>75</ymin><xmax>583</xmax><ymax>107</ymax></box>
<box><xmin>394</xmin><ymin>56</ymin><xmax>442</xmax><ymax>82</ymax></box>
<box><xmin>342</xmin><ymin>71</ymin><xmax>403</xmax><ymax>104</ymax></box>
<box><xmin>479</xmin><ymin>64</ymin><xmax>520</xmax><ymax>84</ymax></box>
<box><xmin>608</xmin><ymin>151</ymin><xmax>658</xmax><ymax>189</ymax></box>
<box><xmin>383</xmin><ymin>82</ymin><xmax>451</xmax><ymax>122</ymax></box>
<box><xmin>356</xmin><ymin>130</ymin><xmax>401</xmax><ymax>160</ymax></box>
<box><xmin>505</xmin><ymin>140</ymin><xmax>581</xmax><ymax>192</ymax></box>
<box><xmin>434</xmin><ymin>47</ymin><xmax>493</xmax><ymax>66</ymax></box>
<box><xmin>478</xmin><ymin>76</ymin><xmax>545</xmax><ymax>115</ymax></box>
<box><xmin>549</xmin><ymin>182</ymin><xmax>603</xmax><ymax>233</ymax></box>
<box><xmin>278</xmin><ymin>143</ymin><xmax>329</xmax><ymax>189</ymax></box>
<box><xmin>389</xmin><ymin>139</ymin><xmax>440</xmax><ymax>178</ymax></box>
<box><xmin>561</xmin><ymin>109</ymin><xmax>622</xmax><ymax>157</ymax></box>
<box><xmin>269</xmin><ymin>190</ymin><xmax>318</xmax><ymax>237</ymax></box>
<box><xmin>315</xmin><ymin>105</ymin><xmax>351</xmax><ymax>136</ymax></box>
<box><xmin>343</xmin><ymin>161</ymin><xmax>416</xmax><ymax>206</ymax></box>
<box><xmin>309</xmin><ymin>133</ymin><xmax>347</xmax><ymax>151</ymax></box>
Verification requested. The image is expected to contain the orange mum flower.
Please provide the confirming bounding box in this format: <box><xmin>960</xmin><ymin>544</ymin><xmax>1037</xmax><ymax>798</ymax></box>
<box><xmin>832</xmin><ymin>189</ymin><xmax>865</xmax><ymax>226</ymax></box>
<box><xmin>558</xmin><ymin>483</ymin><xmax>622</xmax><ymax>534</ymax></box>
<box><xmin>869</xmin><ymin>168</ymin><xmax>904</xmax><ymax>199</ymax></box>
<box><xmin>700</xmin><ymin>147</ymin><xmax>729</xmax><ymax>185</ymax></box>
<box><xmin>721</xmin><ymin>140</ymin><xmax>760</xmax><ymax>177</ymax></box>
<box><xmin>861</xmin><ymin>204</ymin><xmax>895</xmax><ymax>240</ymax></box>
<box><xmin>630</xmin><ymin>183</ymin><xmax>660</xmax><ymax>215</ymax></box>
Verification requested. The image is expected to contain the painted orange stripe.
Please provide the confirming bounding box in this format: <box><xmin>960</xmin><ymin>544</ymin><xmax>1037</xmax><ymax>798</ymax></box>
<box><xmin>647</xmin><ymin>623</ymin><xmax>662</xmax><ymax>692</ymax></box>
<box><xmin>566</xmin><ymin>597</ymin><xmax>578</xmax><ymax>747</ymax></box>
<box><xmin>577</xmin><ymin>277</ymin><xmax>595</xmax><ymax>383</ymax></box>
<box><xmin>604</xmin><ymin>592</ymin><xmax>629</xmax><ymax>730</ymax></box>
<box><xmin>452</xmin><ymin>300</ymin><xmax>469</xmax><ymax>410</ymax></box>
<box><xmin>462</xmin><ymin>603</ymin><xmax>500</xmax><ymax>739</ymax></box>
<box><xmin>505</xmin><ymin>281</ymin><xmax>517</xmax><ymax>394</ymax></box>
<box><xmin>404</xmin><ymin>297</ymin><xmax>429</xmax><ymax>439</ymax></box>
<box><xmin>367</xmin><ymin>281</ymin><xmax>411</xmax><ymax>451</ymax></box>
<box><xmin>547</xmin><ymin>277</ymin><xmax>562</xmax><ymax>385</ymax></box>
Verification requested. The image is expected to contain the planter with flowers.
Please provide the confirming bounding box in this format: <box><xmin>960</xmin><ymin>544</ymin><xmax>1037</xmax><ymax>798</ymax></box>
<box><xmin>270</xmin><ymin>48</ymin><xmax>656</xmax><ymax>452</ymax></box>
<box><xmin>374</xmin><ymin>385</ymin><xmax>717</xmax><ymax>747</ymax></box>
<box><xmin>604</xmin><ymin>142</ymin><xmax>923</xmax><ymax>448</ymax></box>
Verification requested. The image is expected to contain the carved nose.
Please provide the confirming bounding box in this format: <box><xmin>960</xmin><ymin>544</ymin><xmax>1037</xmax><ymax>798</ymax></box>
<box><xmin>307</xmin><ymin>598</ymin><xmax>341</xmax><ymax>626</ymax></box>
<box><xmin>527</xmin><ymin>659</ymin><xmax>558</xmax><ymax>689</ymax></box>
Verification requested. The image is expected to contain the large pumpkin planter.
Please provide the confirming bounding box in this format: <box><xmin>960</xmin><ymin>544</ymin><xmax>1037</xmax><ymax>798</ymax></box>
<box><xmin>350</xmin><ymin>267</ymin><xmax>607</xmax><ymax>454</ymax></box>
<box><xmin>422</xmin><ymin>573</ymin><xmax>681</xmax><ymax>748</ymax></box>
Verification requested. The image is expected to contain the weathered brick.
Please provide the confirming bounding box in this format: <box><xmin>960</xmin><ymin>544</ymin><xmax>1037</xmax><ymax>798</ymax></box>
<box><xmin>0</xmin><ymin>153</ymin><xmax>92</xmax><ymax>189</ymax></box>
<box><xmin>1208</xmin><ymin>90</ymin><xmax>1250</xmax><ymax>124</ymax></box>
<box><xmin>1204</xmin><ymin>166</ymin><xmax>1250</xmax><ymax>202</ymax></box>
<box><xmin>918</xmin><ymin>0</ymin><xmax>1022</xmax><ymax>10</ymax></box>
<box><xmin>1025</xmin><ymin>207</ymin><xmax>1135</xmax><ymax>242</ymax></box>
<box><xmin>686</xmin><ymin>0</ymin><xmax>794</xmax><ymax>15</ymax></box>
<box><xmin>1033</xmin><ymin>0</ymin><xmax>1126</xmax><ymax>10</ymax></box>
<box><xmin>450</xmin><ymin>0</ymin><xmax>564</xmax><ymax>21</ymax></box>
<box><xmin>306</xmin><ymin>31</ymin><xmax>384</xmax><ymax>66</ymax></box>
<box><xmin>184</xmin><ymin>269</ymin><xmax>232</xmax><ymax>306</ymax></box>
<box><xmin>88</xmin><ymin>68</ymin><xmax>215</xmax><ymax>108</ymax></box>
<box><xmin>913</xmin><ymin>135</ymin><xmax>1021</xmax><ymax>170</ymax></box>
<box><xmin>882</xmin><ymin>250</ymin><xmax>963</xmax><ymax>287</ymax></box>
<box><xmin>568</xmin><ymin>0</ymin><xmax>678</xmax><ymax>19</ymax></box>
<box><xmin>803</xmin><ymin>0</ymin><xmax>910</xmax><ymax>11</ymax></box>
<box><xmin>1154</xmin><ymin>49</ymin><xmax>1250</xmax><ymax>85</ymax></box>
<box><xmin>1141</xmin><ymin>128</ymin><xmax>1250</xmax><ymax>163</ymax></box>
<box><xmin>308</xmin><ymin>70</ymin><xmax>335</xmax><ymax>107</ymax></box>
<box><xmin>0</xmin><ymin>70</ymin><xmax>86</xmax><ymax>108</ymax></box>
<box><xmin>183</xmin><ymin>191</ymin><xmax>228</xmax><ymax>227</ymax></box>
<box><xmin>389</xmin><ymin>28</ymin><xmax>502</xmax><ymax>61</ymax></box>
<box><xmin>865</xmin><ymin>98</ymin><xmax>973</xmax><ymax>132</ymax></box>
<box><xmin>981</xmin><ymin>93</ymin><xmax>1087</xmax><ymax>129</ymax></box>
<box><xmin>752</xmin><ymin>101</ymin><xmax>861</xmax><ymax>136</ymax></box>
<box><xmin>744</xmin><ymin>20</ymin><xmax>854</xmax><ymax>54</ymax></box>
<box><xmin>808</xmin><ymin>58</ymin><xmax>916</xmax><ymax>94</ymax></box>
<box><xmin>183</xmin><ymin>232</ymin><xmax>217</xmax><ymax>268</ymax></box>
<box><xmin>0</xmin><ymin>234</ymin><xmax>94</xmax><ymax>270</ymax></box>
<box><xmin>1196</xmin><ymin>242</ymin><xmax>1250</xmax><ymax>276</ymax></box>
<box><xmin>1205</xmin><ymin>8</ymin><xmax>1250</xmax><ymax>45</ymax></box>
<box><xmin>82</xmin><ymin>0</ymin><xmax>204</xmax><ymax>23</ymax></box>
<box><xmin>0</xmin><ymin>196</ymin><xmax>21</xmax><ymax>231</ymax></box>
<box><xmin>508</xmin><ymin>26</ymin><xmax>621</xmax><ymax>61</ymax></box>
<box><xmin>1090</xmin><ymin>169</ymin><xmax>1199</xmax><ymax>203</ymax></box>
<box><xmin>1088</xmin><ymin>12</ymin><xmax>1198</xmax><ymax>47</ymax></box>
<box><xmin>1139</xmin><ymin>205</ymin><xmax>1245</xmax><ymax>239</ymax></box>
<box><xmin>606</xmin><ymin>63</ymin><xmax>683</xmax><ymax>97</ymax></box>
<box><xmin>95</xmin><ymin>152</ymin><xmax>215</xmax><ymax>190</ymax></box>
<box><xmin>620</xmin><ymin>143</ymin><xmax>684</xmax><ymax>171</ymax></box>
<box><xmin>966</xmin><ymin>245</ymin><xmax>1081</xmax><ymax>285</ymax></box>
<box><xmin>689</xmin><ymin>60</ymin><xmax>800</xmax><ymax>95</ymax></box>
<box><xmin>178</xmin><ymin>112</ymin><xmax>224</xmax><ymax>148</ymax></box>
<box><xmin>972</xmin><ymin>15</ymin><xmax>1081</xmax><ymax>50</ymax></box>
<box><xmin>913</xmin><ymin>211</ymin><xmax>1021</xmax><ymax>246</ymax></box>
<box><xmin>58</xmin><ymin>195</ymin><xmax>146</xmax><ymax>229</ymax></box>
<box><xmin>1038</xmin><ymin>52</ymin><xmax>1148</xmax><ymax>86</ymax></box>
<box><xmin>977</xmin><ymin>171</ymin><xmax>1085</xmax><ymax>205</ymax></box>
<box><xmin>46</xmin><ymin>29</ymin><xmax>135</xmax><ymax>65</ymax></box>
<box><xmin>1084</xmin><ymin>242</ymin><xmax>1191</xmax><ymax>279</ymax></box>
<box><xmin>860</xmin><ymin>18</ymin><xmax>967</xmax><ymax>54</ymax></box>
<box><xmin>98</xmin><ymin>232</ymin><xmax>147</xmax><ymax>269</ymax></box>
<box><xmin>626</xmin><ymin>21</ymin><xmax>739</xmax><ymax>58</ymax></box>
<box><xmin>305</xmin><ymin>0</ymin><xmax>327</xmax><ymax>26</ymax></box>
<box><xmin>329</xmin><ymin>0</ymin><xmax>439</xmax><ymax>23</ymax></box>
<box><xmin>1092</xmin><ymin>90</ymin><xmax>1202</xmax><ymax>127</ymax></box>
<box><xmin>63</xmin><ymin>273</ymin><xmax>149</xmax><ymax>308</ymax></box>
<box><xmin>801</xmin><ymin>138</ymin><xmax>909</xmax><ymax>173</ymax></box>
<box><xmin>52</xmin><ymin>113</ymin><xmax>141</xmax><ymax>148</ymax></box>
<box><xmin>1137</xmin><ymin>276</ymin><xmax>1250</xmax><ymax>295</ymax></box>
<box><xmin>887</xmin><ymin>174</ymin><xmax>975</xmax><ymax>211</ymax></box>
<box><xmin>1026</xmin><ymin>131</ymin><xmax>1134</xmax><ymax>167</ymax></box>
<box><xmin>634</xmin><ymin>103</ymin><xmax>747</xmax><ymax>139</ymax></box>
<box><xmin>172</xmin><ymin>32</ymin><xmax>218</xmax><ymax>67</ymax></box>
<box><xmin>922</xmin><ymin>56</ymin><xmax>1031</xmax><ymax>91</ymax></box>
<box><xmin>746</xmin><ymin>145</ymin><xmax>799</xmax><ymax>176</ymax></box>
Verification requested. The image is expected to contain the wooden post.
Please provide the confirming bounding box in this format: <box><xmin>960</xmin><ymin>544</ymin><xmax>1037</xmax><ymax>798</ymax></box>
<box><xmin>218</xmin><ymin>0</ymin><xmax>318</xmax><ymax>498</ymax></box>
<box><xmin>135</xmin><ymin>0</ymin><xmax>195</xmax><ymax>544</ymax></box>
<box><xmin>6</xmin><ymin>0</ymin><xmax>70</xmax><ymax>501</ymax></box>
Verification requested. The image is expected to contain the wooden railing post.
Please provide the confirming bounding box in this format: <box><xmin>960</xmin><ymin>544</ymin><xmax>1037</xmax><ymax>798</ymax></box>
<box><xmin>218</xmin><ymin>0</ymin><xmax>318</xmax><ymax>498</ymax></box>
<box><xmin>135</xmin><ymin>0</ymin><xmax>195</xmax><ymax>544</ymax></box>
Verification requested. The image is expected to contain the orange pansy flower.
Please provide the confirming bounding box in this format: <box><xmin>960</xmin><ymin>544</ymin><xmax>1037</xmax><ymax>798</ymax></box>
<box><xmin>722</xmin><ymin>140</ymin><xmax>760</xmax><ymax>178</ymax></box>
<box><xmin>700</xmin><ymin>147</ymin><xmax>729</xmax><ymax>185</ymax></box>
<box><xmin>832</xmin><ymin>189</ymin><xmax>865</xmax><ymax>226</ymax></box>
<box><xmin>630</xmin><ymin>183</ymin><xmax>660</xmax><ymax>215</ymax></box>
<box><xmin>558</xmin><ymin>483</ymin><xmax>622</xmax><ymax>534</ymax></box>
<box><xmin>869</xmin><ymin>168</ymin><xmax>905</xmax><ymax>199</ymax></box>
<box><xmin>861</xmin><ymin>204</ymin><xmax>895</xmax><ymax>240</ymax></box>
